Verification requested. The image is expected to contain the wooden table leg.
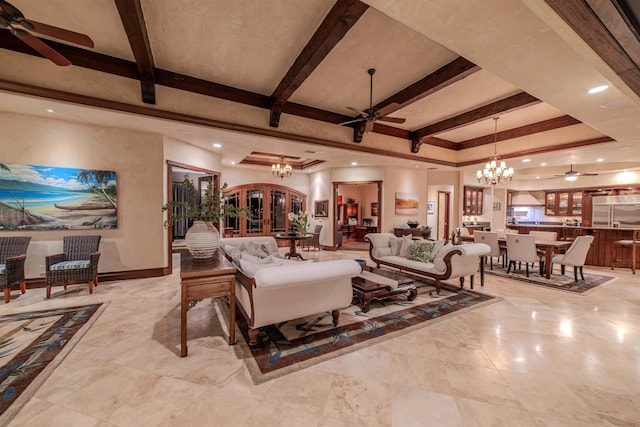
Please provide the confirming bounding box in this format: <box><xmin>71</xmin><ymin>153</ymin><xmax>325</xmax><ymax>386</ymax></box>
<box><xmin>228</xmin><ymin>276</ymin><xmax>236</xmax><ymax>345</ymax></box>
<box><xmin>181</xmin><ymin>282</ymin><xmax>188</xmax><ymax>357</ymax></box>
<box><xmin>545</xmin><ymin>248</ymin><xmax>553</xmax><ymax>279</ymax></box>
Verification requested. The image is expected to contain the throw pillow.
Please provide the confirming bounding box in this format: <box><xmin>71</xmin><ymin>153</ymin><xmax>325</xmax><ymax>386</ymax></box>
<box><xmin>389</xmin><ymin>236</ymin><xmax>402</xmax><ymax>255</ymax></box>
<box><xmin>241</xmin><ymin>252</ymin><xmax>276</xmax><ymax>264</ymax></box>
<box><xmin>408</xmin><ymin>242</ymin><xmax>435</xmax><ymax>263</ymax></box>
<box><xmin>246</xmin><ymin>241</ymin><xmax>269</xmax><ymax>258</ymax></box>
<box><xmin>429</xmin><ymin>240</ymin><xmax>446</xmax><ymax>261</ymax></box>
<box><xmin>239</xmin><ymin>258</ymin><xmax>283</xmax><ymax>278</ymax></box>
<box><xmin>398</xmin><ymin>234</ymin><xmax>414</xmax><ymax>258</ymax></box>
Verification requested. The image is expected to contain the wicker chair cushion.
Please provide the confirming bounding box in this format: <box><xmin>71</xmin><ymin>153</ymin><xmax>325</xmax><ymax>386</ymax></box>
<box><xmin>0</xmin><ymin>264</ymin><xmax>5</xmax><ymax>275</ymax></box>
<box><xmin>49</xmin><ymin>260</ymin><xmax>91</xmax><ymax>271</ymax></box>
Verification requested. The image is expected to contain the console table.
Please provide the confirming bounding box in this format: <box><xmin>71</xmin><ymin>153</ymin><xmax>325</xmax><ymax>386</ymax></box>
<box><xmin>180</xmin><ymin>250</ymin><xmax>237</xmax><ymax>357</ymax></box>
<box><xmin>393</xmin><ymin>227</ymin><xmax>422</xmax><ymax>238</ymax></box>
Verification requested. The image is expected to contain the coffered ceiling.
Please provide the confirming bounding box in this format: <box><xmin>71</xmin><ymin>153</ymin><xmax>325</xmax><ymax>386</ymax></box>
<box><xmin>0</xmin><ymin>0</ymin><xmax>639</xmax><ymax>182</ymax></box>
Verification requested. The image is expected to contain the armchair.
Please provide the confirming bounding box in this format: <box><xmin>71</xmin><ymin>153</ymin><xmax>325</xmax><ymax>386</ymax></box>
<box><xmin>0</xmin><ymin>236</ymin><xmax>31</xmax><ymax>303</ymax></box>
<box><xmin>302</xmin><ymin>225</ymin><xmax>323</xmax><ymax>251</ymax></box>
<box><xmin>45</xmin><ymin>235</ymin><xmax>101</xmax><ymax>298</ymax></box>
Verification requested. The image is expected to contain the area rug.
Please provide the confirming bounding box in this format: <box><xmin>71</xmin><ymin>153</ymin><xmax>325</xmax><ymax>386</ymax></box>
<box><xmin>485</xmin><ymin>264</ymin><xmax>615</xmax><ymax>294</ymax></box>
<box><xmin>0</xmin><ymin>303</ymin><xmax>108</xmax><ymax>425</ymax></box>
<box><xmin>236</xmin><ymin>278</ymin><xmax>499</xmax><ymax>384</ymax></box>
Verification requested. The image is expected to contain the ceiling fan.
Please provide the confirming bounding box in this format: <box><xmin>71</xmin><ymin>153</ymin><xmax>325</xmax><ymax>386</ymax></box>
<box><xmin>552</xmin><ymin>164</ymin><xmax>598</xmax><ymax>181</ymax></box>
<box><xmin>0</xmin><ymin>0</ymin><xmax>94</xmax><ymax>66</ymax></box>
<box><xmin>339</xmin><ymin>68</ymin><xmax>406</xmax><ymax>133</ymax></box>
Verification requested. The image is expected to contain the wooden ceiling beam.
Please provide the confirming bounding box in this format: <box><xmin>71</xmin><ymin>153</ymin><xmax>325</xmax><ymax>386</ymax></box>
<box><xmin>114</xmin><ymin>0</ymin><xmax>156</xmax><ymax>104</ymax></box>
<box><xmin>457</xmin><ymin>115</ymin><xmax>581</xmax><ymax>150</ymax></box>
<box><xmin>269</xmin><ymin>0</ymin><xmax>369</xmax><ymax>127</ymax></box>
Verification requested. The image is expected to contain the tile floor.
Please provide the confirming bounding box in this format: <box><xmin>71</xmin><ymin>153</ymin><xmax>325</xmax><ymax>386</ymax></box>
<box><xmin>3</xmin><ymin>249</ymin><xmax>640</xmax><ymax>427</ymax></box>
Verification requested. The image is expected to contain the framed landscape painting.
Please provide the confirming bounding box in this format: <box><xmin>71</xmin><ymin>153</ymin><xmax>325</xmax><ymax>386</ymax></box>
<box><xmin>395</xmin><ymin>192</ymin><xmax>418</xmax><ymax>215</ymax></box>
<box><xmin>0</xmin><ymin>163</ymin><xmax>117</xmax><ymax>230</ymax></box>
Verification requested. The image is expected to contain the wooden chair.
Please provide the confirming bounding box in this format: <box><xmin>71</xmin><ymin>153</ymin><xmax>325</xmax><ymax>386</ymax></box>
<box><xmin>303</xmin><ymin>225</ymin><xmax>323</xmax><ymax>251</ymax></box>
<box><xmin>0</xmin><ymin>236</ymin><xmax>31</xmax><ymax>303</ymax></box>
<box><xmin>45</xmin><ymin>235</ymin><xmax>101</xmax><ymax>298</ymax></box>
<box><xmin>561</xmin><ymin>227</ymin><xmax>584</xmax><ymax>241</ymax></box>
<box><xmin>551</xmin><ymin>235</ymin><xmax>594</xmax><ymax>281</ymax></box>
<box><xmin>611</xmin><ymin>230</ymin><xmax>640</xmax><ymax>274</ymax></box>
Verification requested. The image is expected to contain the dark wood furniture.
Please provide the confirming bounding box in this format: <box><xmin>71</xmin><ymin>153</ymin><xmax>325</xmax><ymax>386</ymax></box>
<box><xmin>393</xmin><ymin>227</ymin><xmax>422</xmax><ymax>238</ymax></box>
<box><xmin>274</xmin><ymin>233</ymin><xmax>312</xmax><ymax>260</ymax></box>
<box><xmin>180</xmin><ymin>250</ymin><xmax>237</xmax><ymax>357</ymax></box>
<box><xmin>545</xmin><ymin>190</ymin><xmax>583</xmax><ymax>216</ymax></box>
<box><xmin>356</xmin><ymin>225</ymin><xmax>378</xmax><ymax>241</ymax></box>
<box><xmin>611</xmin><ymin>229</ymin><xmax>640</xmax><ymax>274</ymax></box>
<box><xmin>463</xmin><ymin>186</ymin><xmax>484</xmax><ymax>215</ymax></box>
<box><xmin>351</xmin><ymin>266</ymin><xmax>417</xmax><ymax>312</ymax></box>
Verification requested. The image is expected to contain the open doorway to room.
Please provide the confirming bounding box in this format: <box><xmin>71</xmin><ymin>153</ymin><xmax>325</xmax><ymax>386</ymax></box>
<box><xmin>437</xmin><ymin>191</ymin><xmax>450</xmax><ymax>240</ymax></box>
<box><xmin>166</xmin><ymin>160</ymin><xmax>219</xmax><ymax>271</ymax></box>
<box><xmin>333</xmin><ymin>181</ymin><xmax>382</xmax><ymax>251</ymax></box>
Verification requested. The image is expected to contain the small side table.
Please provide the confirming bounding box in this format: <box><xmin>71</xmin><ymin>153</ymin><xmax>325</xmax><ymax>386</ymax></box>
<box><xmin>180</xmin><ymin>250</ymin><xmax>237</xmax><ymax>357</ymax></box>
<box><xmin>274</xmin><ymin>233</ymin><xmax>312</xmax><ymax>260</ymax></box>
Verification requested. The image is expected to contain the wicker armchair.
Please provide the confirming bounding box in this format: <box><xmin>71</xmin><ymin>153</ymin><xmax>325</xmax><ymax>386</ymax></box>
<box><xmin>45</xmin><ymin>235</ymin><xmax>101</xmax><ymax>298</ymax></box>
<box><xmin>0</xmin><ymin>236</ymin><xmax>31</xmax><ymax>303</ymax></box>
<box><xmin>302</xmin><ymin>225</ymin><xmax>323</xmax><ymax>251</ymax></box>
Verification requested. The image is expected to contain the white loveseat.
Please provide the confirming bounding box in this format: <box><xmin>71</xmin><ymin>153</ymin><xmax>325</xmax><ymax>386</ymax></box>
<box><xmin>220</xmin><ymin>236</ymin><xmax>360</xmax><ymax>346</ymax></box>
<box><xmin>365</xmin><ymin>233</ymin><xmax>490</xmax><ymax>293</ymax></box>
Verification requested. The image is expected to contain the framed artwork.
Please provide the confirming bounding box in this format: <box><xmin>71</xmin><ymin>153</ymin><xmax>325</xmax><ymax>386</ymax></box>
<box><xmin>314</xmin><ymin>199</ymin><xmax>328</xmax><ymax>217</ymax></box>
<box><xmin>395</xmin><ymin>192</ymin><xmax>418</xmax><ymax>215</ymax></box>
<box><xmin>0</xmin><ymin>163</ymin><xmax>117</xmax><ymax>230</ymax></box>
<box><xmin>493</xmin><ymin>202</ymin><xmax>501</xmax><ymax>211</ymax></box>
<box><xmin>427</xmin><ymin>201</ymin><xmax>435</xmax><ymax>214</ymax></box>
<box><xmin>370</xmin><ymin>202</ymin><xmax>378</xmax><ymax>216</ymax></box>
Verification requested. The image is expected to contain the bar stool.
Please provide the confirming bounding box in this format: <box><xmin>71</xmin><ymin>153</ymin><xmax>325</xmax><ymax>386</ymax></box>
<box><xmin>611</xmin><ymin>230</ymin><xmax>640</xmax><ymax>274</ymax></box>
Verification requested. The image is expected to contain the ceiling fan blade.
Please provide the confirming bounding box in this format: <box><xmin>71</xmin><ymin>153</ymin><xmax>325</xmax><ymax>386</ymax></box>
<box><xmin>338</xmin><ymin>118</ymin><xmax>365</xmax><ymax>126</ymax></box>
<box><xmin>375</xmin><ymin>102</ymin><xmax>401</xmax><ymax>117</ymax></box>
<box><xmin>22</xmin><ymin>19</ymin><xmax>94</xmax><ymax>48</ymax></box>
<box><xmin>346</xmin><ymin>106</ymin><xmax>367</xmax><ymax>118</ymax></box>
<box><xmin>12</xmin><ymin>28</ymin><xmax>71</xmax><ymax>66</ymax></box>
<box><xmin>377</xmin><ymin>116</ymin><xmax>406</xmax><ymax>124</ymax></box>
<box><xmin>364</xmin><ymin>120</ymin><xmax>375</xmax><ymax>133</ymax></box>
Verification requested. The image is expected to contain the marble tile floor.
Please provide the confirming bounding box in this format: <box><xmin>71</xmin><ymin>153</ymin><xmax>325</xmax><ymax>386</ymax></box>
<box><xmin>3</xmin><ymin>250</ymin><xmax>640</xmax><ymax>427</ymax></box>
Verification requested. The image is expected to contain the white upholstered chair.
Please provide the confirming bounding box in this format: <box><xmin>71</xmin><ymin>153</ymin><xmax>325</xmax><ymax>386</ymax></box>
<box><xmin>551</xmin><ymin>235</ymin><xmax>594</xmax><ymax>281</ymax></box>
<box><xmin>506</xmin><ymin>233</ymin><xmax>541</xmax><ymax>277</ymax></box>
<box><xmin>529</xmin><ymin>230</ymin><xmax>558</xmax><ymax>241</ymax></box>
<box><xmin>473</xmin><ymin>231</ymin><xmax>505</xmax><ymax>269</ymax></box>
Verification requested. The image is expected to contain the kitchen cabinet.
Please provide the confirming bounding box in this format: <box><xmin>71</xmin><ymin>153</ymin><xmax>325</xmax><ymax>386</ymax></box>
<box><xmin>463</xmin><ymin>186</ymin><xmax>484</xmax><ymax>215</ymax></box>
<box><xmin>545</xmin><ymin>190</ymin><xmax>582</xmax><ymax>216</ymax></box>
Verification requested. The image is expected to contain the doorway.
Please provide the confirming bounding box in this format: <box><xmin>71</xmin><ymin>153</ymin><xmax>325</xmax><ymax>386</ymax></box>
<box><xmin>333</xmin><ymin>181</ymin><xmax>382</xmax><ymax>250</ymax></box>
<box><xmin>437</xmin><ymin>191</ymin><xmax>450</xmax><ymax>240</ymax></box>
<box><xmin>166</xmin><ymin>160</ymin><xmax>219</xmax><ymax>271</ymax></box>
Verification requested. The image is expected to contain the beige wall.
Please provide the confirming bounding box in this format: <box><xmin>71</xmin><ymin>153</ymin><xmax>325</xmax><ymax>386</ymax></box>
<box><xmin>1</xmin><ymin>112</ymin><xmax>165</xmax><ymax>279</ymax></box>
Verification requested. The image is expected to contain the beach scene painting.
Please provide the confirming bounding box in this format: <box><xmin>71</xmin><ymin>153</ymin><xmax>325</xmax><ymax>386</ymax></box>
<box><xmin>395</xmin><ymin>192</ymin><xmax>419</xmax><ymax>215</ymax></box>
<box><xmin>0</xmin><ymin>163</ymin><xmax>117</xmax><ymax>230</ymax></box>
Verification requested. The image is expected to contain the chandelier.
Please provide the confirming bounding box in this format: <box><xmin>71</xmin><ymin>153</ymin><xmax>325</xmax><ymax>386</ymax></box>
<box><xmin>272</xmin><ymin>156</ymin><xmax>292</xmax><ymax>179</ymax></box>
<box><xmin>476</xmin><ymin>117</ymin><xmax>514</xmax><ymax>185</ymax></box>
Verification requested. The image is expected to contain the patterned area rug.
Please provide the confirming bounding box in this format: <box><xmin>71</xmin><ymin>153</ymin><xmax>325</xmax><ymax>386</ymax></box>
<box><xmin>236</xmin><ymin>277</ymin><xmax>499</xmax><ymax>384</ymax></box>
<box><xmin>0</xmin><ymin>303</ymin><xmax>107</xmax><ymax>425</ymax></box>
<box><xmin>485</xmin><ymin>264</ymin><xmax>615</xmax><ymax>293</ymax></box>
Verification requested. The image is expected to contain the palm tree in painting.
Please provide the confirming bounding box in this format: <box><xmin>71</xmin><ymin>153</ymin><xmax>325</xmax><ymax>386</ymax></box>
<box><xmin>76</xmin><ymin>169</ymin><xmax>117</xmax><ymax>208</ymax></box>
<box><xmin>0</xmin><ymin>164</ymin><xmax>10</xmax><ymax>172</ymax></box>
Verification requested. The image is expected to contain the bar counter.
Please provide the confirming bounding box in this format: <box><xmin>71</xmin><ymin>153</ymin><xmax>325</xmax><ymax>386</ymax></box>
<box><xmin>504</xmin><ymin>225</ymin><xmax>640</xmax><ymax>267</ymax></box>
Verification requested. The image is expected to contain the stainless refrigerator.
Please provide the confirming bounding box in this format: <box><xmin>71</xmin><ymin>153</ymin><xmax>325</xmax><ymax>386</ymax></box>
<box><xmin>592</xmin><ymin>196</ymin><xmax>640</xmax><ymax>228</ymax></box>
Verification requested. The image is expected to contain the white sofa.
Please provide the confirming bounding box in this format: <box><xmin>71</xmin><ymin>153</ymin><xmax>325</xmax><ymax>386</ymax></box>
<box><xmin>365</xmin><ymin>233</ymin><xmax>490</xmax><ymax>293</ymax></box>
<box><xmin>220</xmin><ymin>236</ymin><xmax>361</xmax><ymax>346</ymax></box>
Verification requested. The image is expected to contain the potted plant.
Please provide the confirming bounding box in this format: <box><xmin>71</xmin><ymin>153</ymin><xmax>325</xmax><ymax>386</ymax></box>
<box><xmin>162</xmin><ymin>176</ymin><xmax>246</xmax><ymax>259</ymax></box>
<box><xmin>346</xmin><ymin>197</ymin><xmax>356</xmax><ymax>204</ymax></box>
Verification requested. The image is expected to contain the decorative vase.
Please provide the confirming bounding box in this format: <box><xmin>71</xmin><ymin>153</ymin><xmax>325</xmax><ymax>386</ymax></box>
<box><xmin>185</xmin><ymin>220</ymin><xmax>220</xmax><ymax>259</ymax></box>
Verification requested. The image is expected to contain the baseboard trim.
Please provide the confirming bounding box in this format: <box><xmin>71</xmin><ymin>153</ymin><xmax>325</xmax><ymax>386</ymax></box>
<box><xmin>21</xmin><ymin>267</ymin><xmax>171</xmax><ymax>289</ymax></box>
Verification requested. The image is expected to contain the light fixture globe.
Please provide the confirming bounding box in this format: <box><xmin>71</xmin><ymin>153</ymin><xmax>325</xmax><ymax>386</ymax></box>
<box><xmin>272</xmin><ymin>156</ymin><xmax>292</xmax><ymax>179</ymax></box>
<box><xmin>476</xmin><ymin>117</ymin><xmax>514</xmax><ymax>186</ymax></box>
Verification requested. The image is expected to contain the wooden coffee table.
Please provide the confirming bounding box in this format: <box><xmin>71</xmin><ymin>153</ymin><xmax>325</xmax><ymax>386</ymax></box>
<box><xmin>351</xmin><ymin>267</ymin><xmax>417</xmax><ymax>313</ymax></box>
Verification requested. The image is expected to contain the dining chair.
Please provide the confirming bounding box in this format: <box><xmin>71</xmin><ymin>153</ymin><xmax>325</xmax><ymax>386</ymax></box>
<box><xmin>0</xmin><ymin>236</ymin><xmax>31</xmax><ymax>303</ymax></box>
<box><xmin>506</xmin><ymin>233</ymin><xmax>541</xmax><ymax>277</ymax></box>
<box><xmin>303</xmin><ymin>225</ymin><xmax>323</xmax><ymax>251</ymax></box>
<box><xmin>529</xmin><ymin>230</ymin><xmax>558</xmax><ymax>241</ymax></box>
<box><xmin>45</xmin><ymin>235</ymin><xmax>101</xmax><ymax>298</ymax></box>
<box><xmin>551</xmin><ymin>235</ymin><xmax>594</xmax><ymax>281</ymax></box>
<box><xmin>473</xmin><ymin>231</ymin><xmax>505</xmax><ymax>269</ymax></box>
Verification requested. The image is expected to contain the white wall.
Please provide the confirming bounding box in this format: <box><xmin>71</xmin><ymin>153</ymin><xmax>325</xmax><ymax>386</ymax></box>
<box><xmin>2</xmin><ymin>112</ymin><xmax>165</xmax><ymax>279</ymax></box>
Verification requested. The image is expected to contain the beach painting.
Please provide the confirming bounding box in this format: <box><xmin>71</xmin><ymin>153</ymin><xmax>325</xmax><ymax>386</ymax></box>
<box><xmin>395</xmin><ymin>192</ymin><xmax>418</xmax><ymax>215</ymax></box>
<box><xmin>0</xmin><ymin>163</ymin><xmax>117</xmax><ymax>230</ymax></box>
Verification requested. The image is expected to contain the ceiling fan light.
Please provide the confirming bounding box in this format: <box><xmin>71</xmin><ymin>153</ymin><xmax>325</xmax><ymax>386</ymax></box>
<box><xmin>565</xmin><ymin>174</ymin><xmax>578</xmax><ymax>181</ymax></box>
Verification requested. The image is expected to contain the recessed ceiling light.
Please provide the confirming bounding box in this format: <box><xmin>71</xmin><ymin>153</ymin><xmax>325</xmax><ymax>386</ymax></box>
<box><xmin>212</xmin><ymin>143</ymin><xmax>222</xmax><ymax>148</ymax></box>
<box><xmin>536</xmin><ymin>176</ymin><xmax>540</xmax><ymax>179</ymax></box>
<box><xmin>351</xmin><ymin>162</ymin><xmax>358</xmax><ymax>166</ymax></box>
<box><xmin>46</xmin><ymin>109</ymin><xmax>54</xmax><ymax>113</ymax></box>
<box><xmin>522</xmin><ymin>159</ymin><xmax>531</xmax><ymax>163</ymax></box>
<box><xmin>540</xmin><ymin>162</ymin><xmax>546</xmax><ymax>166</ymax></box>
<box><xmin>588</xmin><ymin>85</ymin><xmax>608</xmax><ymax>94</ymax></box>
<box><xmin>231</xmin><ymin>161</ymin><xmax>236</xmax><ymax>165</ymax></box>
<box><xmin>596</xmin><ymin>158</ymin><xmax>604</xmax><ymax>162</ymax></box>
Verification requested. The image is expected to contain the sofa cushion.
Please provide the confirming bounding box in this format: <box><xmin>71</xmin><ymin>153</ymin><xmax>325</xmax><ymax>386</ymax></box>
<box><xmin>241</xmin><ymin>252</ymin><xmax>279</xmax><ymax>264</ymax></box>
<box><xmin>366</xmin><ymin>233</ymin><xmax>392</xmax><ymax>250</ymax></box>
<box><xmin>373</xmin><ymin>247</ymin><xmax>393</xmax><ymax>258</ymax></box>
<box><xmin>245</xmin><ymin>241</ymin><xmax>270</xmax><ymax>258</ymax></box>
<box><xmin>398</xmin><ymin>235</ymin><xmax>414</xmax><ymax>258</ymax></box>
<box><xmin>379</xmin><ymin>255</ymin><xmax>439</xmax><ymax>274</ymax></box>
<box><xmin>0</xmin><ymin>263</ymin><xmax>5</xmax><ymax>275</ymax></box>
<box><xmin>49</xmin><ymin>260</ymin><xmax>90</xmax><ymax>271</ymax></box>
<box><xmin>408</xmin><ymin>241</ymin><xmax>435</xmax><ymax>263</ymax></box>
<box><xmin>389</xmin><ymin>236</ymin><xmax>402</xmax><ymax>255</ymax></box>
<box><xmin>239</xmin><ymin>258</ymin><xmax>284</xmax><ymax>277</ymax></box>
<box><xmin>224</xmin><ymin>244</ymin><xmax>242</xmax><ymax>264</ymax></box>
<box><xmin>429</xmin><ymin>240</ymin><xmax>446</xmax><ymax>261</ymax></box>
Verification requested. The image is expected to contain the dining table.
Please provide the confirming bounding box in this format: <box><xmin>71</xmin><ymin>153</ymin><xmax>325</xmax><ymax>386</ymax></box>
<box><xmin>462</xmin><ymin>235</ymin><xmax>573</xmax><ymax>279</ymax></box>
